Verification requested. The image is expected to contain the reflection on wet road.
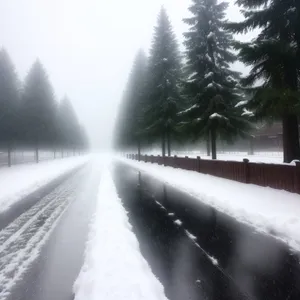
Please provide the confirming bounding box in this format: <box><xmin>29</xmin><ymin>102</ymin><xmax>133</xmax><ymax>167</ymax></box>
<box><xmin>113</xmin><ymin>163</ymin><xmax>300</xmax><ymax>300</ymax></box>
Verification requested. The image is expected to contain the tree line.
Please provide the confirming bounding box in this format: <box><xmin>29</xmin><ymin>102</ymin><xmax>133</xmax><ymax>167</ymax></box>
<box><xmin>114</xmin><ymin>0</ymin><xmax>300</xmax><ymax>163</ymax></box>
<box><xmin>0</xmin><ymin>48</ymin><xmax>88</xmax><ymax>153</ymax></box>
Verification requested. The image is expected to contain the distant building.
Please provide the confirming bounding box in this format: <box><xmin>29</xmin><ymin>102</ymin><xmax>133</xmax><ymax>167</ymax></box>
<box><xmin>252</xmin><ymin>122</ymin><xmax>283</xmax><ymax>151</ymax></box>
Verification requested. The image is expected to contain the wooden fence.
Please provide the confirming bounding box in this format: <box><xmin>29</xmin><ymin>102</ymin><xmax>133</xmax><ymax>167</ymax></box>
<box><xmin>0</xmin><ymin>148</ymin><xmax>82</xmax><ymax>168</ymax></box>
<box><xmin>126</xmin><ymin>154</ymin><xmax>300</xmax><ymax>194</ymax></box>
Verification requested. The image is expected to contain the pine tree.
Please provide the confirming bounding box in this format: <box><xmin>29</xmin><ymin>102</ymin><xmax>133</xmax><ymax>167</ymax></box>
<box><xmin>21</xmin><ymin>60</ymin><xmax>57</xmax><ymax>148</ymax></box>
<box><xmin>226</xmin><ymin>0</ymin><xmax>300</xmax><ymax>162</ymax></box>
<box><xmin>145</xmin><ymin>7</ymin><xmax>182</xmax><ymax>157</ymax></box>
<box><xmin>58</xmin><ymin>96</ymin><xmax>82</xmax><ymax>150</ymax></box>
<box><xmin>114</xmin><ymin>49</ymin><xmax>148</xmax><ymax>155</ymax></box>
<box><xmin>78</xmin><ymin>125</ymin><xmax>89</xmax><ymax>150</ymax></box>
<box><xmin>180</xmin><ymin>0</ymin><xmax>251</xmax><ymax>159</ymax></box>
<box><xmin>0</xmin><ymin>49</ymin><xmax>20</xmax><ymax>147</ymax></box>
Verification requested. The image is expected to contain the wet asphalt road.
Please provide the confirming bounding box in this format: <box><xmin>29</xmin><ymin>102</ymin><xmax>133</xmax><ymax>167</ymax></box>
<box><xmin>0</xmin><ymin>163</ymin><xmax>100</xmax><ymax>300</ymax></box>
<box><xmin>113</xmin><ymin>163</ymin><xmax>300</xmax><ymax>300</ymax></box>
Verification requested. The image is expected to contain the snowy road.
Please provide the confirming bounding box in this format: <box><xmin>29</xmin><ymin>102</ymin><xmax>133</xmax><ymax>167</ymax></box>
<box><xmin>0</xmin><ymin>162</ymin><xmax>101</xmax><ymax>300</ymax></box>
<box><xmin>0</xmin><ymin>166</ymin><xmax>82</xmax><ymax>231</ymax></box>
<box><xmin>1</xmin><ymin>158</ymin><xmax>300</xmax><ymax>300</ymax></box>
<box><xmin>113</xmin><ymin>163</ymin><xmax>300</xmax><ymax>300</ymax></box>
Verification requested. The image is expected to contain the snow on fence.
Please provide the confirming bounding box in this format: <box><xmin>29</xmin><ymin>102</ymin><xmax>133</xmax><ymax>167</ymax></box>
<box><xmin>127</xmin><ymin>154</ymin><xmax>300</xmax><ymax>194</ymax></box>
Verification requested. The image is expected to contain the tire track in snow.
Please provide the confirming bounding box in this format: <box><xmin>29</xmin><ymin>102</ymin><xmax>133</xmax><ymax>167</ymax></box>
<box><xmin>0</xmin><ymin>168</ymin><xmax>86</xmax><ymax>300</ymax></box>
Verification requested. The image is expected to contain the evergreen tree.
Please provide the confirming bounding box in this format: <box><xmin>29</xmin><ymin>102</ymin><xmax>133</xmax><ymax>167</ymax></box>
<box><xmin>145</xmin><ymin>7</ymin><xmax>182</xmax><ymax>157</ymax></box>
<box><xmin>180</xmin><ymin>0</ymin><xmax>251</xmax><ymax>159</ymax></box>
<box><xmin>114</xmin><ymin>49</ymin><xmax>148</xmax><ymax>155</ymax></box>
<box><xmin>226</xmin><ymin>0</ymin><xmax>300</xmax><ymax>162</ymax></box>
<box><xmin>0</xmin><ymin>49</ymin><xmax>20</xmax><ymax>146</ymax></box>
<box><xmin>21</xmin><ymin>60</ymin><xmax>57</xmax><ymax>147</ymax></box>
<box><xmin>78</xmin><ymin>125</ymin><xmax>89</xmax><ymax>150</ymax></box>
<box><xmin>58</xmin><ymin>96</ymin><xmax>82</xmax><ymax>150</ymax></box>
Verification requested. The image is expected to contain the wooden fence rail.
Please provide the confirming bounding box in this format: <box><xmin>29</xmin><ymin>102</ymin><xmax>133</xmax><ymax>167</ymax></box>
<box><xmin>126</xmin><ymin>154</ymin><xmax>300</xmax><ymax>194</ymax></box>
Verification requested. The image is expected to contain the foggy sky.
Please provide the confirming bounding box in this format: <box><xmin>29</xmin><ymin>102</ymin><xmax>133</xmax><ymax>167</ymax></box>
<box><xmin>0</xmin><ymin>0</ymin><xmax>255</xmax><ymax>149</ymax></box>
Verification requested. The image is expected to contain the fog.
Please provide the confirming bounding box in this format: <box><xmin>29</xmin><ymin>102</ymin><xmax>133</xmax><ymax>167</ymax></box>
<box><xmin>0</xmin><ymin>0</ymin><xmax>254</xmax><ymax>149</ymax></box>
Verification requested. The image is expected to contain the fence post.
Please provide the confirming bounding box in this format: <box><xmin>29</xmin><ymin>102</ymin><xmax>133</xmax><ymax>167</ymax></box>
<box><xmin>197</xmin><ymin>156</ymin><xmax>201</xmax><ymax>172</ymax></box>
<box><xmin>184</xmin><ymin>156</ymin><xmax>189</xmax><ymax>171</ymax></box>
<box><xmin>151</xmin><ymin>155</ymin><xmax>154</xmax><ymax>164</ymax></box>
<box><xmin>294</xmin><ymin>162</ymin><xmax>300</xmax><ymax>193</ymax></box>
<box><xmin>174</xmin><ymin>155</ymin><xmax>177</xmax><ymax>168</ymax></box>
<box><xmin>243</xmin><ymin>158</ymin><xmax>250</xmax><ymax>183</ymax></box>
<box><xmin>145</xmin><ymin>155</ymin><xmax>148</xmax><ymax>163</ymax></box>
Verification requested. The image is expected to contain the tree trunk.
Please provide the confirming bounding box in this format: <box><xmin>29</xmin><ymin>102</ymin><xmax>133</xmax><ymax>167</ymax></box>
<box><xmin>162</xmin><ymin>132</ymin><xmax>166</xmax><ymax>158</ymax></box>
<box><xmin>206</xmin><ymin>134</ymin><xmax>211</xmax><ymax>157</ymax></box>
<box><xmin>35</xmin><ymin>142</ymin><xmax>39</xmax><ymax>163</ymax></box>
<box><xmin>167</xmin><ymin>130</ymin><xmax>171</xmax><ymax>157</ymax></box>
<box><xmin>211</xmin><ymin>129</ymin><xmax>217</xmax><ymax>160</ymax></box>
<box><xmin>137</xmin><ymin>140</ymin><xmax>141</xmax><ymax>161</ymax></box>
<box><xmin>248</xmin><ymin>136</ymin><xmax>254</xmax><ymax>155</ymax></box>
<box><xmin>282</xmin><ymin>114</ymin><xmax>300</xmax><ymax>163</ymax></box>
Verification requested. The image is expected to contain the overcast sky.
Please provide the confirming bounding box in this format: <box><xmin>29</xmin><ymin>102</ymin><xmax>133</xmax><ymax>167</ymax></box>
<box><xmin>0</xmin><ymin>0</ymin><xmax>254</xmax><ymax>149</ymax></box>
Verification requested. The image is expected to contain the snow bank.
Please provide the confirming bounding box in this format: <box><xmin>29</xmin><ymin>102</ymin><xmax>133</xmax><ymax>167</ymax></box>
<box><xmin>0</xmin><ymin>156</ymin><xmax>88</xmax><ymax>213</ymax></box>
<box><xmin>172</xmin><ymin>152</ymin><xmax>284</xmax><ymax>164</ymax></box>
<box><xmin>73</xmin><ymin>165</ymin><xmax>168</xmax><ymax>300</ymax></box>
<box><xmin>119</xmin><ymin>157</ymin><xmax>300</xmax><ymax>252</ymax></box>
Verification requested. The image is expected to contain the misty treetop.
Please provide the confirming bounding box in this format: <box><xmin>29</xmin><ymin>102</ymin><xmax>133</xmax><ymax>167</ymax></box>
<box><xmin>115</xmin><ymin>49</ymin><xmax>148</xmax><ymax>152</ymax></box>
<box><xmin>58</xmin><ymin>96</ymin><xmax>88</xmax><ymax>149</ymax></box>
<box><xmin>0</xmin><ymin>50</ymin><xmax>88</xmax><ymax>150</ymax></box>
<box><xmin>21</xmin><ymin>60</ymin><xmax>57</xmax><ymax>145</ymax></box>
<box><xmin>0</xmin><ymin>48</ymin><xmax>20</xmax><ymax>144</ymax></box>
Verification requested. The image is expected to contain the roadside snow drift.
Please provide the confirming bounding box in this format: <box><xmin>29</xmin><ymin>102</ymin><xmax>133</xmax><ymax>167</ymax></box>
<box><xmin>119</xmin><ymin>157</ymin><xmax>300</xmax><ymax>252</ymax></box>
<box><xmin>142</xmin><ymin>151</ymin><xmax>285</xmax><ymax>164</ymax></box>
<box><xmin>73</xmin><ymin>166</ymin><xmax>168</xmax><ymax>300</ymax></box>
<box><xmin>0</xmin><ymin>156</ymin><xmax>88</xmax><ymax>213</ymax></box>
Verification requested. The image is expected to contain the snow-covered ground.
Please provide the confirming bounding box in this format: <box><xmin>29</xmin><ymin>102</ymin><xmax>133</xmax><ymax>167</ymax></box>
<box><xmin>189</xmin><ymin>153</ymin><xmax>283</xmax><ymax>164</ymax></box>
<box><xmin>141</xmin><ymin>150</ymin><xmax>284</xmax><ymax>164</ymax></box>
<box><xmin>0</xmin><ymin>156</ymin><xmax>88</xmax><ymax>213</ymax></box>
<box><xmin>73</xmin><ymin>158</ymin><xmax>168</xmax><ymax>300</ymax></box>
<box><xmin>119</xmin><ymin>157</ymin><xmax>300</xmax><ymax>252</ymax></box>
